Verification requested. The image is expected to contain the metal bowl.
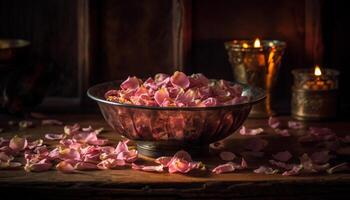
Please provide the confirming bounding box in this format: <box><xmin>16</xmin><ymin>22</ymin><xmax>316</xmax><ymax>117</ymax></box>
<box><xmin>88</xmin><ymin>81</ymin><xmax>265</xmax><ymax>157</ymax></box>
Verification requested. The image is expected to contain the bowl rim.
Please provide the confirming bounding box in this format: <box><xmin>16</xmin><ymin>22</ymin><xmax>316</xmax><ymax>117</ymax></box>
<box><xmin>87</xmin><ymin>80</ymin><xmax>266</xmax><ymax>111</ymax></box>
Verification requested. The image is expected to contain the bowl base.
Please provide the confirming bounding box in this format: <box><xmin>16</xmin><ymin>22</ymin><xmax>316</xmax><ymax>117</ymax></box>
<box><xmin>136</xmin><ymin>141</ymin><xmax>209</xmax><ymax>158</ymax></box>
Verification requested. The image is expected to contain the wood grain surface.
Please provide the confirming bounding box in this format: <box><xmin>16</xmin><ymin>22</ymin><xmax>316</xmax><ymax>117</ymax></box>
<box><xmin>0</xmin><ymin>114</ymin><xmax>349</xmax><ymax>199</ymax></box>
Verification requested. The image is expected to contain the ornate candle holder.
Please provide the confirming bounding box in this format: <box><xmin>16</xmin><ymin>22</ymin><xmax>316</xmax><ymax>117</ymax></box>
<box><xmin>225</xmin><ymin>39</ymin><xmax>286</xmax><ymax>118</ymax></box>
<box><xmin>291</xmin><ymin>66</ymin><xmax>339</xmax><ymax>120</ymax></box>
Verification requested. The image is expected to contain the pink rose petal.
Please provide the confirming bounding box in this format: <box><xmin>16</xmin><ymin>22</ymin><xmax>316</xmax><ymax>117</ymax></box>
<box><xmin>97</xmin><ymin>158</ymin><xmax>126</xmax><ymax>169</ymax></box>
<box><xmin>27</xmin><ymin>139</ymin><xmax>44</xmax><ymax>150</ymax></box>
<box><xmin>154</xmin><ymin>87</ymin><xmax>170</xmax><ymax>106</ymax></box>
<box><xmin>9</xmin><ymin>135</ymin><xmax>28</xmax><ymax>151</ymax></box>
<box><xmin>268</xmin><ymin>117</ymin><xmax>280</xmax><ymax>129</ymax></box>
<box><xmin>272</xmin><ymin>151</ymin><xmax>292</xmax><ymax>162</ymax></box>
<box><xmin>254</xmin><ymin>166</ymin><xmax>279</xmax><ymax>175</ymax></box>
<box><xmin>310</xmin><ymin>150</ymin><xmax>333</xmax><ymax>164</ymax></box>
<box><xmin>56</xmin><ymin>161</ymin><xmax>75</xmax><ymax>173</ymax></box>
<box><xmin>212</xmin><ymin>162</ymin><xmax>236</xmax><ymax>174</ymax></box>
<box><xmin>45</xmin><ymin>133</ymin><xmax>64</xmax><ymax>140</ymax></box>
<box><xmin>269</xmin><ymin>160</ymin><xmax>295</xmax><ymax>170</ymax></box>
<box><xmin>170</xmin><ymin>71</ymin><xmax>190</xmax><ymax>89</ymax></box>
<box><xmin>155</xmin><ymin>156</ymin><xmax>172</xmax><ymax>166</ymax></box>
<box><xmin>0</xmin><ymin>152</ymin><xmax>14</xmax><ymax>162</ymax></box>
<box><xmin>64</xmin><ymin>123</ymin><xmax>80</xmax><ymax>135</ymax></box>
<box><xmin>275</xmin><ymin>129</ymin><xmax>290</xmax><ymax>137</ymax></box>
<box><xmin>82</xmin><ymin>126</ymin><xmax>93</xmax><ymax>132</ymax></box>
<box><xmin>74</xmin><ymin>162</ymin><xmax>98</xmax><ymax>170</ymax></box>
<box><xmin>300</xmin><ymin>153</ymin><xmax>330</xmax><ymax>173</ymax></box>
<box><xmin>120</xmin><ymin>76</ymin><xmax>141</xmax><ymax>90</ymax></box>
<box><xmin>132</xmin><ymin>163</ymin><xmax>164</xmax><ymax>172</ymax></box>
<box><xmin>25</xmin><ymin>159</ymin><xmax>52</xmax><ymax>172</ymax></box>
<box><xmin>239</xmin><ymin>126</ymin><xmax>264</xmax><ymax>136</ymax></box>
<box><xmin>59</xmin><ymin>148</ymin><xmax>81</xmax><ymax>161</ymax></box>
<box><xmin>288</xmin><ymin>121</ymin><xmax>304</xmax><ymax>129</ymax></box>
<box><xmin>245</xmin><ymin>138</ymin><xmax>268</xmax><ymax>152</ymax></box>
<box><xmin>219</xmin><ymin>151</ymin><xmax>236</xmax><ymax>161</ymax></box>
<box><xmin>282</xmin><ymin>165</ymin><xmax>303</xmax><ymax>176</ymax></box>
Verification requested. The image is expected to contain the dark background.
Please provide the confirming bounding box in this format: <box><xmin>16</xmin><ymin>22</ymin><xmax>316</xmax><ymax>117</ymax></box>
<box><xmin>0</xmin><ymin>0</ymin><xmax>349</xmax><ymax>115</ymax></box>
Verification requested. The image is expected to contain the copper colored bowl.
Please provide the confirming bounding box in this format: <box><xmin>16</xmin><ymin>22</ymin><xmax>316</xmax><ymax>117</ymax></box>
<box><xmin>87</xmin><ymin>81</ymin><xmax>265</xmax><ymax>157</ymax></box>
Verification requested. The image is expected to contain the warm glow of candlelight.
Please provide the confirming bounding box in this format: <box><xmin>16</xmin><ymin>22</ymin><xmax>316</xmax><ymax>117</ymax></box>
<box><xmin>254</xmin><ymin>38</ymin><xmax>261</xmax><ymax>48</ymax></box>
<box><xmin>314</xmin><ymin>65</ymin><xmax>322</xmax><ymax>76</ymax></box>
<box><xmin>242</xmin><ymin>43</ymin><xmax>249</xmax><ymax>48</ymax></box>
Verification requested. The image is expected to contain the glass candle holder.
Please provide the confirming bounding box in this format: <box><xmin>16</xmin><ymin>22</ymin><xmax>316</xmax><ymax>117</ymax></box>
<box><xmin>291</xmin><ymin>67</ymin><xmax>339</xmax><ymax>120</ymax></box>
<box><xmin>225</xmin><ymin>39</ymin><xmax>286</xmax><ymax>118</ymax></box>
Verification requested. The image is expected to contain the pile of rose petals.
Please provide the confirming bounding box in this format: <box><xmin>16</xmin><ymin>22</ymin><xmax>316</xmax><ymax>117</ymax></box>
<box><xmin>105</xmin><ymin>71</ymin><xmax>249</xmax><ymax>107</ymax></box>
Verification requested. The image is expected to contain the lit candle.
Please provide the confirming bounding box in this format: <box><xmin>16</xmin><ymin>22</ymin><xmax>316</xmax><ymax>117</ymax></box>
<box><xmin>303</xmin><ymin>65</ymin><xmax>335</xmax><ymax>90</ymax></box>
<box><xmin>291</xmin><ymin>66</ymin><xmax>340</xmax><ymax>120</ymax></box>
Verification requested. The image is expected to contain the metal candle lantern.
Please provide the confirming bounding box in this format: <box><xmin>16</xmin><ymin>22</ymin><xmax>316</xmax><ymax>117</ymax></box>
<box><xmin>225</xmin><ymin>39</ymin><xmax>286</xmax><ymax>118</ymax></box>
<box><xmin>291</xmin><ymin>66</ymin><xmax>339</xmax><ymax>120</ymax></box>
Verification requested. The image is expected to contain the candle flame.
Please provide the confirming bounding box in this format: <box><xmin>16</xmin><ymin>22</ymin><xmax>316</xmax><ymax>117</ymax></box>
<box><xmin>242</xmin><ymin>43</ymin><xmax>249</xmax><ymax>48</ymax></box>
<box><xmin>314</xmin><ymin>65</ymin><xmax>322</xmax><ymax>76</ymax></box>
<box><xmin>254</xmin><ymin>38</ymin><xmax>261</xmax><ymax>48</ymax></box>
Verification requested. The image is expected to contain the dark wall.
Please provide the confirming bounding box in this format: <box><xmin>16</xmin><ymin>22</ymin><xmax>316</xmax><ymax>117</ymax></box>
<box><xmin>90</xmin><ymin>0</ymin><xmax>175</xmax><ymax>84</ymax></box>
<box><xmin>0</xmin><ymin>0</ymin><xmax>78</xmax><ymax>97</ymax></box>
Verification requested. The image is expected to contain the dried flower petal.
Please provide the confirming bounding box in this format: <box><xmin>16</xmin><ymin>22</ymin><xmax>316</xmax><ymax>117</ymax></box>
<box><xmin>275</xmin><ymin>129</ymin><xmax>290</xmax><ymax>137</ymax></box>
<box><xmin>170</xmin><ymin>71</ymin><xmax>190</xmax><ymax>89</ymax></box>
<box><xmin>268</xmin><ymin>117</ymin><xmax>280</xmax><ymax>129</ymax></box>
<box><xmin>282</xmin><ymin>165</ymin><xmax>303</xmax><ymax>176</ymax></box>
<box><xmin>239</xmin><ymin>126</ymin><xmax>264</xmax><ymax>136</ymax></box>
<box><xmin>288</xmin><ymin>121</ymin><xmax>304</xmax><ymax>129</ymax></box>
<box><xmin>131</xmin><ymin>163</ymin><xmax>164</xmax><ymax>172</ymax></box>
<box><xmin>120</xmin><ymin>76</ymin><xmax>141</xmax><ymax>90</ymax></box>
<box><xmin>310</xmin><ymin>150</ymin><xmax>332</xmax><ymax>164</ymax></box>
<box><xmin>272</xmin><ymin>151</ymin><xmax>292</xmax><ymax>162</ymax></box>
<box><xmin>45</xmin><ymin>133</ymin><xmax>64</xmax><ymax>140</ymax></box>
<box><xmin>64</xmin><ymin>123</ymin><xmax>80</xmax><ymax>135</ymax></box>
<box><xmin>219</xmin><ymin>151</ymin><xmax>236</xmax><ymax>161</ymax></box>
<box><xmin>97</xmin><ymin>158</ymin><xmax>126</xmax><ymax>169</ymax></box>
<box><xmin>56</xmin><ymin>161</ymin><xmax>75</xmax><ymax>173</ymax></box>
<box><xmin>245</xmin><ymin>138</ymin><xmax>268</xmax><ymax>152</ymax></box>
<box><xmin>75</xmin><ymin>162</ymin><xmax>98</xmax><ymax>170</ymax></box>
<box><xmin>254</xmin><ymin>166</ymin><xmax>279</xmax><ymax>175</ymax></box>
<box><xmin>9</xmin><ymin>135</ymin><xmax>28</xmax><ymax>151</ymax></box>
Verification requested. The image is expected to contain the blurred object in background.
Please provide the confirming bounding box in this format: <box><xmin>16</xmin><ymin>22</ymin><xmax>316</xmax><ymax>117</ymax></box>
<box><xmin>0</xmin><ymin>39</ymin><xmax>58</xmax><ymax>115</ymax></box>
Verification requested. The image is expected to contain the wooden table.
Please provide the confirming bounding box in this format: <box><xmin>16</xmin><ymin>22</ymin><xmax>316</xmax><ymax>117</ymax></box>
<box><xmin>1</xmin><ymin>114</ymin><xmax>349</xmax><ymax>199</ymax></box>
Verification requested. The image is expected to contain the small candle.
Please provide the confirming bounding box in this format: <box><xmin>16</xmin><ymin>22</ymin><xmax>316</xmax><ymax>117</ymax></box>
<box><xmin>302</xmin><ymin>65</ymin><xmax>335</xmax><ymax>90</ymax></box>
<box><xmin>291</xmin><ymin>66</ymin><xmax>339</xmax><ymax>120</ymax></box>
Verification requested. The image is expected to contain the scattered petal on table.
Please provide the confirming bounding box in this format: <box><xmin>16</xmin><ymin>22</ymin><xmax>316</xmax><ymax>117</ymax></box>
<box><xmin>288</xmin><ymin>121</ymin><xmax>304</xmax><ymax>129</ymax></box>
<box><xmin>275</xmin><ymin>129</ymin><xmax>290</xmax><ymax>137</ymax></box>
<box><xmin>245</xmin><ymin>138</ymin><xmax>268</xmax><ymax>152</ymax></box>
<box><xmin>219</xmin><ymin>151</ymin><xmax>236</xmax><ymax>161</ymax></box>
<box><xmin>56</xmin><ymin>160</ymin><xmax>75</xmax><ymax>173</ymax></box>
<box><xmin>254</xmin><ymin>166</ymin><xmax>279</xmax><ymax>175</ymax></box>
<box><xmin>282</xmin><ymin>165</ymin><xmax>303</xmax><ymax>176</ymax></box>
<box><xmin>268</xmin><ymin>117</ymin><xmax>280</xmax><ymax>129</ymax></box>
<box><xmin>239</xmin><ymin>126</ymin><xmax>264</xmax><ymax>136</ymax></box>
<box><xmin>131</xmin><ymin>163</ymin><xmax>164</xmax><ymax>172</ymax></box>
<box><xmin>272</xmin><ymin>151</ymin><xmax>292</xmax><ymax>162</ymax></box>
<box><xmin>310</xmin><ymin>150</ymin><xmax>333</xmax><ymax>164</ymax></box>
